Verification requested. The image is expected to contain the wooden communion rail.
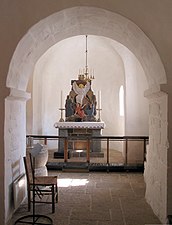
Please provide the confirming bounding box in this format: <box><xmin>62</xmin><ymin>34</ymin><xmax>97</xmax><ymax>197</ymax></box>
<box><xmin>26</xmin><ymin>135</ymin><xmax>149</xmax><ymax>172</ymax></box>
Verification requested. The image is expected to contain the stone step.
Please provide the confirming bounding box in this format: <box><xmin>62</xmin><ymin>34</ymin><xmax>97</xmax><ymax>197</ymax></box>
<box><xmin>62</xmin><ymin>162</ymin><xmax>89</xmax><ymax>172</ymax></box>
<box><xmin>62</xmin><ymin>168</ymin><xmax>89</xmax><ymax>172</ymax></box>
<box><xmin>46</xmin><ymin>162</ymin><xmax>144</xmax><ymax>172</ymax></box>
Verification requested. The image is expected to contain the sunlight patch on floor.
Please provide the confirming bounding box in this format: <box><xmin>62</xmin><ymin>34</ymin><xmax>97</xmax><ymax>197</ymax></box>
<box><xmin>58</xmin><ymin>178</ymin><xmax>89</xmax><ymax>187</ymax></box>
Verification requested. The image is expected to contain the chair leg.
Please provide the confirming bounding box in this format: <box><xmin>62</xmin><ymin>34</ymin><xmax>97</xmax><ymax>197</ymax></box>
<box><xmin>28</xmin><ymin>188</ymin><xmax>31</xmax><ymax>211</ymax></box>
<box><xmin>52</xmin><ymin>185</ymin><xmax>55</xmax><ymax>213</ymax></box>
<box><xmin>55</xmin><ymin>184</ymin><xmax>58</xmax><ymax>203</ymax></box>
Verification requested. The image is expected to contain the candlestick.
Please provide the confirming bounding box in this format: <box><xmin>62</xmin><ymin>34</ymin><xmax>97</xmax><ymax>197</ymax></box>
<box><xmin>59</xmin><ymin>108</ymin><xmax>65</xmax><ymax>122</ymax></box>
<box><xmin>97</xmin><ymin>90</ymin><xmax>102</xmax><ymax>122</ymax></box>
<box><xmin>96</xmin><ymin>108</ymin><xmax>102</xmax><ymax>122</ymax></box>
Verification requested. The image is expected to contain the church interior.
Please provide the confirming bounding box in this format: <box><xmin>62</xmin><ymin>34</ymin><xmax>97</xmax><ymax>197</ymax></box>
<box><xmin>1</xmin><ymin>1</ymin><xmax>172</xmax><ymax>224</ymax></box>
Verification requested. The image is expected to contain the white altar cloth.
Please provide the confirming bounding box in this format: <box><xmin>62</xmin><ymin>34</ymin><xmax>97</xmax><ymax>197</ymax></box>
<box><xmin>54</xmin><ymin>122</ymin><xmax>105</xmax><ymax>129</ymax></box>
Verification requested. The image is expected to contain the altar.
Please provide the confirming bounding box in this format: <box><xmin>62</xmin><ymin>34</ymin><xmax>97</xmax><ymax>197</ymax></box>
<box><xmin>54</xmin><ymin>36</ymin><xmax>105</xmax><ymax>159</ymax></box>
<box><xmin>54</xmin><ymin>122</ymin><xmax>105</xmax><ymax>158</ymax></box>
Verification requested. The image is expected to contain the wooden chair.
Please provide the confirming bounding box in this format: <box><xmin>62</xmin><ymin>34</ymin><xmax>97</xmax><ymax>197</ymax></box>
<box><xmin>23</xmin><ymin>152</ymin><xmax>58</xmax><ymax>213</ymax></box>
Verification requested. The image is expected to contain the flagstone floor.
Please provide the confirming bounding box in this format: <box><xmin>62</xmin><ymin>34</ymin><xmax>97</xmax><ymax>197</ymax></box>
<box><xmin>9</xmin><ymin>171</ymin><xmax>161</xmax><ymax>225</ymax></box>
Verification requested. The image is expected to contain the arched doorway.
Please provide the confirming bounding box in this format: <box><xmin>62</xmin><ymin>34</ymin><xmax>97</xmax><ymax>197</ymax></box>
<box><xmin>5</xmin><ymin>6</ymin><xmax>167</xmax><ymax>223</ymax></box>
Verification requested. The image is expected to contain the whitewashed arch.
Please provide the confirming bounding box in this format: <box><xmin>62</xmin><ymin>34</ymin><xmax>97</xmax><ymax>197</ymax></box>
<box><xmin>4</xmin><ymin>7</ymin><xmax>168</xmax><ymax>223</ymax></box>
<box><xmin>6</xmin><ymin>6</ymin><xmax>166</xmax><ymax>91</ymax></box>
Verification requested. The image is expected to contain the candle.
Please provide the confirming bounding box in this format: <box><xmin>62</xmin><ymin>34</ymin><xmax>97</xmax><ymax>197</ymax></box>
<box><xmin>98</xmin><ymin>90</ymin><xmax>101</xmax><ymax>109</ymax></box>
<box><xmin>97</xmin><ymin>91</ymin><xmax>99</xmax><ymax>108</ymax></box>
<box><xmin>100</xmin><ymin>90</ymin><xmax>101</xmax><ymax>109</ymax></box>
<box><xmin>60</xmin><ymin>90</ymin><xmax>63</xmax><ymax>108</ymax></box>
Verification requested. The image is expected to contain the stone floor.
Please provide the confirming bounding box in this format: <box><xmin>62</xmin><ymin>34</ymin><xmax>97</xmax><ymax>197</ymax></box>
<box><xmin>9</xmin><ymin>171</ymin><xmax>161</xmax><ymax>225</ymax></box>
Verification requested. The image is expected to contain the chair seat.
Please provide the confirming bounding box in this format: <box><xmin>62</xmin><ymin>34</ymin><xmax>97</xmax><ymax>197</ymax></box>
<box><xmin>31</xmin><ymin>176</ymin><xmax>58</xmax><ymax>185</ymax></box>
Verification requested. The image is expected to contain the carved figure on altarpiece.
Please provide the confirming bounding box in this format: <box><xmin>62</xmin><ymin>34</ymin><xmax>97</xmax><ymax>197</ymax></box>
<box><xmin>65</xmin><ymin>78</ymin><xmax>97</xmax><ymax>122</ymax></box>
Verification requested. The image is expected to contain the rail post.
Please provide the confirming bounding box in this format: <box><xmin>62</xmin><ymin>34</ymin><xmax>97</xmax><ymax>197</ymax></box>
<box><xmin>87</xmin><ymin>138</ymin><xmax>90</xmax><ymax>163</ymax></box>
<box><xmin>107</xmin><ymin>138</ymin><xmax>110</xmax><ymax>165</ymax></box>
<box><xmin>64</xmin><ymin>138</ymin><xmax>68</xmax><ymax>162</ymax></box>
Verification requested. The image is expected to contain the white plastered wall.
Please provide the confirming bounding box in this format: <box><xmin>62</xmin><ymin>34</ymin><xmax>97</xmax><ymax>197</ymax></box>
<box><xmin>4</xmin><ymin>89</ymin><xmax>30</xmax><ymax>220</ymax></box>
<box><xmin>5</xmin><ymin>7</ymin><xmax>167</xmax><ymax>224</ymax></box>
<box><xmin>144</xmin><ymin>92</ymin><xmax>168</xmax><ymax>222</ymax></box>
<box><xmin>30</xmin><ymin>35</ymin><xmax>148</xmax><ymax>151</ymax></box>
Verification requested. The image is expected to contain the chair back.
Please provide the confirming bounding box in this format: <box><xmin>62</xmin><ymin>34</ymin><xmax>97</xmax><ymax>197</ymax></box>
<box><xmin>23</xmin><ymin>152</ymin><xmax>34</xmax><ymax>184</ymax></box>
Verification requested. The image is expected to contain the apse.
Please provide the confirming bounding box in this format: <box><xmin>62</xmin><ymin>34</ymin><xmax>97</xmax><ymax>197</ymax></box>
<box><xmin>26</xmin><ymin>35</ymin><xmax>148</xmax><ymax>150</ymax></box>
